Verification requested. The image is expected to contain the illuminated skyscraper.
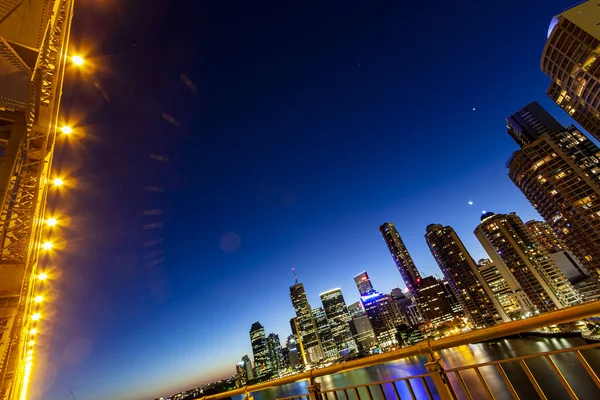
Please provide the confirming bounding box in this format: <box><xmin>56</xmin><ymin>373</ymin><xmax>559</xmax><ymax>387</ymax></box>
<box><xmin>266</xmin><ymin>333</ymin><xmax>285</xmax><ymax>373</ymax></box>
<box><xmin>415</xmin><ymin>276</ymin><xmax>456</xmax><ymax>327</ymax></box>
<box><xmin>286</xmin><ymin>335</ymin><xmax>302</xmax><ymax>369</ymax></box>
<box><xmin>477</xmin><ymin>259</ymin><xmax>528</xmax><ymax>319</ymax></box>
<box><xmin>380</xmin><ymin>223</ymin><xmax>422</xmax><ymax>294</ymax></box>
<box><xmin>475</xmin><ymin>212</ymin><xmax>581</xmax><ymax>314</ymax></box>
<box><xmin>249</xmin><ymin>322</ymin><xmax>272</xmax><ymax>378</ymax></box>
<box><xmin>349</xmin><ymin>315</ymin><xmax>377</xmax><ymax>352</ymax></box>
<box><xmin>320</xmin><ymin>289</ymin><xmax>357</xmax><ymax>356</ymax></box>
<box><xmin>390</xmin><ymin>288</ymin><xmax>413</xmax><ymax>326</ymax></box>
<box><xmin>236</xmin><ymin>355</ymin><xmax>253</xmax><ymax>386</ymax></box>
<box><xmin>290</xmin><ymin>276</ymin><xmax>323</xmax><ymax>364</ymax></box>
<box><xmin>507</xmin><ymin>102</ymin><xmax>600</xmax><ymax>281</ymax></box>
<box><xmin>242</xmin><ymin>355</ymin><xmax>254</xmax><ymax>381</ymax></box>
<box><xmin>348</xmin><ymin>301</ymin><xmax>364</xmax><ymax>318</ymax></box>
<box><xmin>312</xmin><ymin>307</ymin><xmax>338</xmax><ymax>360</ymax></box>
<box><xmin>425</xmin><ymin>224</ymin><xmax>508</xmax><ymax>327</ymax></box>
<box><xmin>353</xmin><ymin>271</ymin><xmax>375</xmax><ymax>296</ymax></box>
<box><xmin>526</xmin><ymin>220</ymin><xmax>600</xmax><ymax>301</ymax></box>
<box><xmin>541</xmin><ymin>1</ymin><xmax>600</xmax><ymax>137</ymax></box>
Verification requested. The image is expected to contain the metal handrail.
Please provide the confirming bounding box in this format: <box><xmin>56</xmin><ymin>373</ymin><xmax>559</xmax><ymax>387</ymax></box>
<box><xmin>197</xmin><ymin>300</ymin><xmax>600</xmax><ymax>400</ymax></box>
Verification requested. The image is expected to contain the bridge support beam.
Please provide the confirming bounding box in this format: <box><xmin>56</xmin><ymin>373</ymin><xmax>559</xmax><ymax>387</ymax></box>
<box><xmin>424</xmin><ymin>354</ymin><xmax>456</xmax><ymax>400</ymax></box>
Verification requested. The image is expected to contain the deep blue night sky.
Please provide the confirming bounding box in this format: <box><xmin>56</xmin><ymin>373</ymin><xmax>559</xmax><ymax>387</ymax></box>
<box><xmin>32</xmin><ymin>1</ymin><xmax>584</xmax><ymax>399</ymax></box>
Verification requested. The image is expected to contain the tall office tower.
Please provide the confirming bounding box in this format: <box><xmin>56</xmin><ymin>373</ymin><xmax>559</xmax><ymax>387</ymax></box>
<box><xmin>541</xmin><ymin>1</ymin><xmax>600</xmax><ymax>137</ymax></box>
<box><xmin>390</xmin><ymin>288</ymin><xmax>413</xmax><ymax>325</ymax></box>
<box><xmin>380</xmin><ymin>223</ymin><xmax>422</xmax><ymax>294</ymax></box>
<box><xmin>312</xmin><ymin>307</ymin><xmax>338</xmax><ymax>360</ymax></box>
<box><xmin>475</xmin><ymin>212</ymin><xmax>581</xmax><ymax>314</ymax></box>
<box><xmin>286</xmin><ymin>335</ymin><xmax>302</xmax><ymax>369</ymax></box>
<box><xmin>507</xmin><ymin>102</ymin><xmax>600</xmax><ymax>280</ymax></box>
<box><xmin>415</xmin><ymin>276</ymin><xmax>456</xmax><ymax>327</ymax></box>
<box><xmin>249</xmin><ymin>322</ymin><xmax>272</xmax><ymax>378</ymax></box>
<box><xmin>477</xmin><ymin>259</ymin><xmax>529</xmax><ymax>319</ymax></box>
<box><xmin>349</xmin><ymin>315</ymin><xmax>377</xmax><ymax>352</ymax></box>
<box><xmin>348</xmin><ymin>301</ymin><xmax>364</xmax><ymax>318</ymax></box>
<box><xmin>359</xmin><ymin>289</ymin><xmax>403</xmax><ymax>349</ymax></box>
<box><xmin>290</xmin><ymin>280</ymin><xmax>323</xmax><ymax>364</ymax></box>
<box><xmin>236</xmin><ymin>356</ymin><xmax>254</xmax><ymax>386</ymax></box>
<box><xmin>354</xmin><ymin>271</ymin><xmax>375</xmax><ymax>295</ymax></box>
<box><xmin>266</xmin><ymin>333</ymin><xmax>285</xmax><ymax>373</ymax></box>
<box><xmin>425</xmin><ymin>224</ymin><xmax>507</xmax><ymax>327</ymax></box>
<box><xmin>526</xmin><ymin>220</ymin><xmax>600</xmax><ymax>301</ymax></box>
<box><xmin>320</xmin><ymin>289</ymin><xmax>358</xmax><ymax>356</ymax></box>
<box><xmin>242</xmin><ymin>355</ymin><xmax>254</xmax><ymax>381</ymax></box>
<box><xmin>439</xmin><ymin>279</ymin><xmax>463</xmax><ymax>315</ymax></box>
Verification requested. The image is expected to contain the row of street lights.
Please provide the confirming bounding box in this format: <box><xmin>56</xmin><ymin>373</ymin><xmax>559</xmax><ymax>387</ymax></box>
<box><xmin>20</xmin><ymin>53</ymin><xmax>86</xmax><ymax>400</ymax></box>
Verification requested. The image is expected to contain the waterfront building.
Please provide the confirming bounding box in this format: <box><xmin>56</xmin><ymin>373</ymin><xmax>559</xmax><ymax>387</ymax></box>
<box><xmin>380</xmin><ymin>223</ymin><xmax>422</xmax><ymax>295</ymax></box>
<box><xmin>290</xmin><ymin>278</ymin><xmax>323</xmax><ymax>364</ymax></box>
<box><xmin>348</xmin><ymin>315</ymin><xmax>377</xmax><ymax>352</ymax></box>
<box><xmin>359</xmin><ymin>290</ymin><xmax>403</xmax><ymax>349</ymax></box>
<box><xmin>415</xmin><ymin>276</ymin><xmax>456</xmax><ymax>327</ymax></box>
<box><xmin>320</xmin><ymin>288</ymin><xmax>358</xmax><ymax>356</ymax></box>
<box><xmin>286</xmin><ymin>335</ymin><xmax>302</xmax><ymax>369</ymax></box>
<box><xmin>541</xmin><ymin>1</ymin><xmax>600</xmax><ymax>137</ymax></box>
<box><xmin>526</xmin><ymin>220</ymin><xmax>600</xmax><ymax>301</ymax></box>
<box><xmin>312</xmin><ymin>307</ymin><xmax>338</xmax><ymax>360</ymax></box>
<box><xmin>249</xmin><ymin>322</ymin><xmax>272</xmax><ymax>378</ymax></box>
<box><xmin>475</xmin><ymin>212</ymin><xmax>581</xmax><ymax>314</ymax></box>
<box><xmin>266</xmin><ymin>333</ymin><xmax>285</xmax><ymax>373</ymax></box>
<box><xmin>425</xmin><ymin>224</ymin><xmax>508</xmax><ymax>327</ymax></box>
<box><xmin>506</xmin><ymin>101</ymin><xmax>600</xmax><ymax>280</ymax></box>
<box><xmin>236</xmin><ymin>355</ymin><xmax>253</xmax><ymax>387</ymax></box>
<box><xmin>390</xmin><ymin>288</ymin><xmax>414</xmax><ymax>326</ymax></box>
<box><xmin>477</xmin><ymin>259</ymin><xmax>529</xmax><ymax>319</ymax></box>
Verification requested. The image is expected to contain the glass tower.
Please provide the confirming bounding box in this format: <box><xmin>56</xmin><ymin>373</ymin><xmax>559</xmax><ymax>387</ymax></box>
<box><xmin>290</xmin><ymin>282</ymin><xmax>323</xmax><ymax>364</ymax></box>
<box><xmin>320</xmin><ymin>288</ymin><xmax>358</xmax><ymax>356</ymax></box>
<box><xmin>380</xmin><ymin>223</ymin><xmax>422</xmax><ymax>294</ymax></box>
<box><xmin>249</xmin><ymin>322</ymin><xmax>272</xmax><ymax>378</ymax></box>
<box><xmin>425</xmin><ymin>224</ymin><xmax>508</xmax><ymax>327</ymax></box>
<box><xmin>311</xmin><ymin>307</ymin><xmax>338</xmax><ymax>360</ymax></box>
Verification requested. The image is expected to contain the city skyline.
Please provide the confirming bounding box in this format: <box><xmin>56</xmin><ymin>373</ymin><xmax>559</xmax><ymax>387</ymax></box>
<box><xmin>31</xmin><ymin>1</ymin><xmax>596</xmax><ymax>399</ymax></box>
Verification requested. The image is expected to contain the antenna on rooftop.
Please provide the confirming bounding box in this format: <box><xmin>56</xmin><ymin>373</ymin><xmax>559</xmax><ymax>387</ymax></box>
<box><xmin>292</xmin><ymin>268</ymin><xmax>298</xmax><ymax>284</ymax></box>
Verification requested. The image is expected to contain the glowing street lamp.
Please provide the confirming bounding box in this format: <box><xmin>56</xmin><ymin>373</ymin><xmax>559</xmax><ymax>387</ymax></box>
<box><xmin>31</xmin><ymin>314</ymin><xmax>40</xmax><ymax>321</ymax></box>
<box><xmin>52</xmin><ymin>178</ymin><xmax>64</xmax><ymax>187</ymax></box>
<box><xmin>41</xmin><ymin>242</ymin><xmax>53</xmax><ymax>251</ymax></box>
<box><xmin>60</xmin><ymin>126</ymin><xmax>73</xmax><ymax>135</ymax></box>
<box><xmin>38</xmin><ymin>273</ymin><xmax>48</xmax><ymax>281</ymax></box>
<box><xmin>28</xmin><ymin>340</ymin><xmax>35</xmax><ymax>347</ymax></box>
<box><xmin>71</xmin><ymin>55</ymin><xmax>84</xmax><ymax>66</ymax></box>
<box><xmin>34</xmin><ymin>296</ymin><xmax>43</xmax><ymax>303</ymax></box>
<box><xmin>30</xmin><ymin>329</ymin><xmax>37</xmax><ymax>335</ymax></box>
<box><xmin>46</xmin><ymin>217</ymin><xmax>58</xmax><ymax>227</ymax></box>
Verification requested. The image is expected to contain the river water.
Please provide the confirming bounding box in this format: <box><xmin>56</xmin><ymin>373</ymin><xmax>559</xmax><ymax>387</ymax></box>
<box><xmin>241</xmin><ymin>337</ymin><xmax>600</xmax><ymax>400</ymax></box>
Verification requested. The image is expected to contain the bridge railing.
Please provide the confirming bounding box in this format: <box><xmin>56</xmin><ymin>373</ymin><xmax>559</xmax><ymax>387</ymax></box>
<box><xmin>197</xmin><ymin>300</ymin><xmax>600</xmax><ymax>400</ymax></box>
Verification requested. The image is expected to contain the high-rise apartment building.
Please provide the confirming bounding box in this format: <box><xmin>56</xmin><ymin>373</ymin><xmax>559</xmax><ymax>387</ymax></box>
<box><xmin>354</xmin><ymin>271</ymin><xmax>375</xmax><ymax>296</ymax></box>
<box><xmin>266</xmin><ymin>333</ymin><xmax>285</xmax><ymax>373</ymax></box>
<box><xmin>242</xmin><ymin>355</ymin><xmax>254</xmax><ymax>381</ymax></box>
<box><xmin>249</xmin><ymin>322</ymin><xmax>272</xmax><ymax>378</ymax></box>
<box><xmin>526</xmin><ymin>220</ymin><xmax>600</xmax><ymax>301</ymax></box>
<box><xmin>320</xmin><ymin>289</ymin><xmax>357</xmax><ymax>356</ymax></box>
<box><xmin>380</xmin><ymin>223</ymin><xmax>422</xmax><ymax>294</ymax></box>
<box><xmin>541</xmin><ymin>1</ymin><xmax>600</xmax><ymax>137</ymax></box>
<box><xmin>290</xmin><ymin>281</ymin><xmax>323</xmax><ymax>364</ymax></box>
<box><xmin>312</xmin><ymin>307</ymin><xmax>338</xmax><ymax>360</ymax></box>
<box><xmin>236</xmin><ymin>355</ymin><xmax>253</xmax><ymax>386</ymax></box>
<box><xmin>507</xmin><ymin>102</ymin><xmax>600</xmax><ymax>281</ymax></box>
<box><xmin>390</xmin><ymin>288</ymin><xmax>414</xmax><ymax>326</ymax></box>
<box><xmin>475</xmin><ymin>212</ymin><xmax>581</xmax><ymax>314</ymax></box>
<box><xmin>415</xmin><ymin>276</ymin><xmax>456</xmax><ymax>327</ymax></box>
<box><xmin>425</xmin><ymin>224</ymin><xmax>508</xmax><ymax>327</ymax></box>
<box><xmin>477</xmin><ymin>259</ymin><xmax>528</xmax><ymax>319</ymax></box>
<box><xmin>360</xmin><ymin>291</ymin><xmax>402</xmax><ymax>349</ymax></box>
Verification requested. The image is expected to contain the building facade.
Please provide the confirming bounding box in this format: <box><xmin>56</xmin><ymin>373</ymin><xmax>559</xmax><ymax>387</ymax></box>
<box><xmin>477</xmin><ymin>259</ymin><xmax>528</xmax><ymax>319</ymax></box>
<box><xmin>541</xmin><ymin>1</ymin><xmax>600</xmax><ymax>137</ymax></box>
<box><xmin>415</xmin><ymin>276</ymin><xmax>456</xmax><ymax>327</ymax></box>
<box><xmin>425</xmin><ymin>224</ymin><xmax>507</xmax><ymax>327</ymax></box>
<box><xmin>320</xmin><ymin>289</ymin><xmax>357</xmax><ymax>356</ymax></box>
<box><xmin>507</xmin><ymin>102</ymin><xmax>600</xmax><ymax>281</ymax></box>
<box><xmin>312</xmin><ymin>307</ymin><xmax>338</xmax><ymax>360</ymax></box>
<box><xmin>266</xmin><ymin>333</ymin><xmax>285</xmax><ymax>373</ymax></box>
<box><xmin>380</xmin><ymin>223</ymin><xmax>422</xmax><ymax>294</ymax></box>
<box><xmin>290</xmin><ymin>282</ymin><xmax>323</xmax><ymax>364</ymax></box>
<box><xmin>349</xmin><ymin>315</ymin><xmax>377</xmax><ymax>352</ymax></box>
<box><xmin>475</xmin><ymin>212</ymin><xmax>580</xmax><ymax>314</ymax></box>
<box><xmin>354</xmin><ymin>271</ymin><xmax>375</xmax><ymax>296</ymax></box>
<box><xmin>249</xmin><ymin>322</ymin><xmax>272</xmax><ymax>378</ymax></box>
<box><xmin>360</xmin><ymin>291</ymin><xmax>402</xmax><ymax>349</ymax></box>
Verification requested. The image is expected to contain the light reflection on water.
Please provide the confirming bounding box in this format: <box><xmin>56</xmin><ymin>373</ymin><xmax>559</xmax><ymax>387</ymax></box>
<box><xmin>233</xmin><ymin>337</ymin><xmax>599</xmax><ymax>400</ymax></box>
